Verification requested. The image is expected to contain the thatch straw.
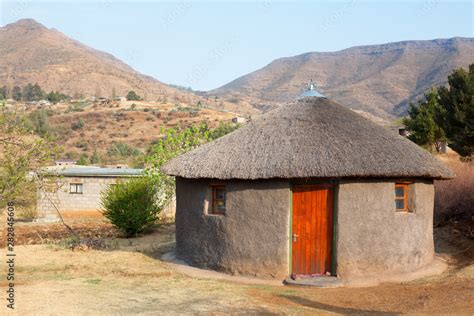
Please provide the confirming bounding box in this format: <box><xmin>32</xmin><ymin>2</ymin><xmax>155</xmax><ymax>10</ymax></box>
<box><xmin>162</xmin><ymin>97</ymin><xmax>454</xmax><ymax>180</ymax></box>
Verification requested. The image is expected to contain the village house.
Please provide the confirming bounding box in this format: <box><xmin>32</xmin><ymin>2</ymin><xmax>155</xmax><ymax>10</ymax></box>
<box><xmin>162</xmin><ymin>87</ymin><xmax>453</xmax><ymax>283</ymax></box>
<box><xmin>37</xmin><ymin>167</ymin><xmax>142</xmax><ymax>222</ymax></box>
<box><xmin>55</xmin><ymin>158</ymin><xmax>77</xmax><ymax>167</ymax></box>
<box><xmin>231</xmin><ymin>116</ymin><xmax>247</xmax><ymax>124</ymax></box>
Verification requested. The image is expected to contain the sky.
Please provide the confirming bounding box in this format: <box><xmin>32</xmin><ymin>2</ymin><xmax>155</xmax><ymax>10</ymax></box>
<box><xmin>0</xmin><ymin>1</ymin><xmax>473</xmax><ymax>91</ymax></box>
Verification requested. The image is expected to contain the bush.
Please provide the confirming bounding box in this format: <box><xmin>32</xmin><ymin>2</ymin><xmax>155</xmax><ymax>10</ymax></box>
<box><xmin>209</xmin><ymin>122</ymin><xmax>240</xmax><ymax>140</ymax></box>
<box><xmin>28</xmin><ymin>109</ymin><xmax>51</xmax><ymax>137</ymax></box>
<box><xmin>66</xmin><ymin>103</ymin><xmax>86</xmax><ymax>112</ymax></box>
<box><xmin>434</xmin><ymin>159</ymin><xmax>474</xmax><ymax>224</ymax></box>
<box><xmin>71</xmin><ymin>118</ymin><xmax>85</xmax><ymax>130</ymax></box>
<box><xmin>107</xmin><ymin>142</ymin><xmax>140</xmax><ymax>157</ymax></box>
<box><xmin>101</xmin><ymin>177</ymin><xmax>160</xmax><ymax>236</ymax></box>
<box><xmin>74</xmin><ymin>139</ymin><xmax>88</xmax><ymax>150</ymax></box>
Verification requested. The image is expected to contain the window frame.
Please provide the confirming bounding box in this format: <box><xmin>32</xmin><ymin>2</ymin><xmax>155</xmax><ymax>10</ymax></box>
<box><xmin>395</xmin><ymin>182</ymin><xmax>411</xmax><ymax>213</ymax></box>
<box><xmin>69</xmin><ymin>183</ymin><xmax>83</xmax><ymax>194</ymax></box>
<box><xmin>210</xmin><ymin>184</ymin><xmax>226</xmax><ymax>215</ymax></box>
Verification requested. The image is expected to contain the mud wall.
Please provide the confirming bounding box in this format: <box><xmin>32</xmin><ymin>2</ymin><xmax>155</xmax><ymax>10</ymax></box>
<box><xmin>175</xmin><ymin>177</ymin><xmax>291</xmax><ymax>279</ymax></box>
<box><xmin>336</xmin><ymin>180</ymin><xmax>435</xmax><ymax>279</ymax></box>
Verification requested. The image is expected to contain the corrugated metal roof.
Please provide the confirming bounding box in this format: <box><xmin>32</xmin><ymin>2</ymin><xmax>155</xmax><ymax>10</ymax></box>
<box><xmin>52</xmin><ymin>167</ymin><xmax>143</xmax><ymax>177</ymax></box>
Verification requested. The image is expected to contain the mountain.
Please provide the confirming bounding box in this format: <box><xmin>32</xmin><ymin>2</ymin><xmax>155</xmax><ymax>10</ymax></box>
<box><xmin>0</xmin><ymin>19</ymin><xmax>256</xmax><ymax>115</ymax></box>
<box><xmin>208</xmin><ymin>38</ymin><xmax>474</xmax><ymax>118</ymax></box>
<box><xmin>0</xmin><ymin>19</ymin><xmax>177</xmax><ymax>100</ymax></box>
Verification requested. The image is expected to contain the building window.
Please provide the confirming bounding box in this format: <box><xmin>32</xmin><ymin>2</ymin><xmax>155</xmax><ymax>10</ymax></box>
<box><xmin>211</xmin><ymin>185</ymin><xmax>226</xmax><ymax>215</ymax></box>
<box><xmin>70</xmin><ymin>183</ymin><xmax>83</xmax><ymax>194</ymax></box>
<box><xmin>395</xmin><ymin>183</ymin><xmax>412</xmax><ymax>212</ymax></box>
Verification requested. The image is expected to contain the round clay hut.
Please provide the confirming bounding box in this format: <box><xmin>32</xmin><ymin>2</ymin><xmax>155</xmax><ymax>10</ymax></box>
<box><xmin>162</xmin><ymin>90</ymin><xmax>453</xmax><ymax>281</ymax></box>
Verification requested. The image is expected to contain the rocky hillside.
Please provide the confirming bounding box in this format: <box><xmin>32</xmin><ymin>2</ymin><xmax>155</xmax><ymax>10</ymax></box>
<box><xmin>209</xmin><ymin>38</ymin><xmax>474</xmax><ymax>118</ymax></box>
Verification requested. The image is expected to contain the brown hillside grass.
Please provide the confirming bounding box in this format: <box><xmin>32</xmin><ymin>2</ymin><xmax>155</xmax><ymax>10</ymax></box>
<box><xmin>19</xmin><ymin>100</ymin><xmax>236</xmax><ymax>163</ymax></box>
<box><xmin>434</xmin><ymin>159</ymin><xmax>474</xmax><ymax>225</ymax></box>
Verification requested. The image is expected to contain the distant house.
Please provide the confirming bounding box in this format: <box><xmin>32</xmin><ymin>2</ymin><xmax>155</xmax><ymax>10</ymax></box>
<box><xmin>37</xmin><ymin>167</ymin><xmax>142</xmax><ymax>222</ymax></box>
<box><xmin>55</xmin><ymin>159</ymin><xmax>77</xmax><ymax>167</ymax></box>
<box><xmin>37</xmin><ymin>100</ymin><xmax>51</xmax><ymax>107</ymax></box>
<box><xmin>104</xmin><ymin>164</ymin><xmax>130</xmax><ymax>169</ymax></box>
<box><xmin>390</xmin><ymin>125</ymin><xmax>410</xmax><ymax>137</ymax></box>
<box><xmin>231</xmin><ymin>117</ymin><xmax>247</xmax><ymax>124</ymax></box>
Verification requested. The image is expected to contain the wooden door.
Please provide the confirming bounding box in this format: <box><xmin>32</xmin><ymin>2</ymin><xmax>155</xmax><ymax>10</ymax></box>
<box><xmin>292</xmin><ymin>185</ymin><xmax>334</xmax><ymax>276</ymax></box>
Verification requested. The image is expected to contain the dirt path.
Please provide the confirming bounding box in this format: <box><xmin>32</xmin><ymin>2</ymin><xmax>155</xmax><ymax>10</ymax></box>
<box><xmin>1</xmin><ymin>223</ymin><xmax>473</xmax><ymax>314</ymax></box>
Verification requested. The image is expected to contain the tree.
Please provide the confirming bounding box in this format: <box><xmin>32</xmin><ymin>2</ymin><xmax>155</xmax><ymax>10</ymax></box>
<box><xmin>0</xmin><ymin>103</ymin><xmax>59</xmax><ymax>207</ymax></box>
<box><xmin>23</xmin><ymin>83</ymin><xmax>44</xmax><ymax>102</ymax></box>
<box><xmin>403</xmin><ymin>90</ymin><xmax>446</xmax><ymax>152</ymax></box>
<box><xmin>145</xmin><ymin>123</ymin><xmax>239</xmax><ymax>212</ymax></box>
<box><xmin>76</xmin><ymin>154</ymin><xmax>90</xmax><ymax>165</ymax></box>
<box><xmin>12</xmin><ymin>86</ymin><xmax>22</xmax><ymax>101</ymax></box>
<box><xmin>437</xmin><ymin>64</ymin><xmax>474</xmax><ymax>157</ymax></box>
<box><xmin>126</xmin><ymin>91</ymin><xmax>141</xmax><ymax>101</ymax></box>
<box><xmin>46</xmin><ymin>91</ymin><xmax>69</xmax><ymax>103</ymax></box>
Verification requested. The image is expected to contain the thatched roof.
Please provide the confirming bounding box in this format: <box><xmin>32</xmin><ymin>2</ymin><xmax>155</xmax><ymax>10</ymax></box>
<box><xmin>162</xmin><ymin>97</ymin><xmax>454</xmax><ymax>180</ymax></box>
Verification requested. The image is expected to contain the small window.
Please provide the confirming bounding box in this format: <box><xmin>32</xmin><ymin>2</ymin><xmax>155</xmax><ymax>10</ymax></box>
<box><xmin>70</xmin><ymin>183</ymin><xmax>83</xmax><ymax>194</ymax></box>
<box><xmin>395</xmin><ymin>183</ymin><xmax>411</xmax><ymax>212</ymax></box>
<box><xmin>211</xmin><ymin>185</ymin><xmax>226</xmax><ymax>215</ymax></box>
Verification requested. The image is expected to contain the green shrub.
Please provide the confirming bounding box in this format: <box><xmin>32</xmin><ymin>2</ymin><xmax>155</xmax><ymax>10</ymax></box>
<box><xmin>76</xmin><ymin>154</ymin><xmax>90</xmax><ymax>165</ymax></box>
<box><xmin>107</xmin><ymin>142</ymin><xmax>140</xmax><ymax>157</ymax></box>
<box><xmin>101</xmin><ymin>177</ymin><xmax>160</xmax><ymax>236</ymax></box>
<box><xmin>74</xmin><ymin>139</ymin><xmax>88</xmax><ymax>150</ymax></box>
<box><xmin>71</xmin><ymin>118</ymin><xmax>85</xmax><ymax>130</ymax></box>
<box><xmin>209</xmin><ymin>122</ymin><xmax>240</xmax><ymax>140</ymax></box>
<box><xmin>66</xmin><ymin>103</ymin><xmax>86</xmax><ymax>112</ymax></box>
<box><xmin>28</xmin><ymin>109</ymin><xmax>51</xmax><ymax>137</ymax></box>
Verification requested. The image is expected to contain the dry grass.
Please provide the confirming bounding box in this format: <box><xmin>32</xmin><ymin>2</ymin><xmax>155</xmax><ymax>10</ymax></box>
<box><xmin>24</xmin><ymin>100</ymin><xmax>235</xmax><ymax>162</ymax></box>
<box><xmin>434</xmin><ymin>158</ymin><xmax>474</xmax><ymax>224</ymax></box>
<box><xmin>1</xmin><ymin>222</ymin><xmax>472</xmax><ymax>314</ymax></box>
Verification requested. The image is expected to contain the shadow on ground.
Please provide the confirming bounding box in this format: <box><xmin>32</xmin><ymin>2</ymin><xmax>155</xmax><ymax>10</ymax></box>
<box><xmin>279</xmin><ymin>295</ymin><xmax>400</xmax><ymax>315</ymax></box>
<box><xmin>434</xmin><ymin>218</ymin><xmax>474</xmax><ymax>270</ymax></box>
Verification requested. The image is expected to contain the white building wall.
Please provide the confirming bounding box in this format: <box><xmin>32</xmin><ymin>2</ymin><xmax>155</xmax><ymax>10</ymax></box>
<box><xmin>37</xmin><ymin>176</ymin><xmax>118</xmax><ymax>220</ymax></box>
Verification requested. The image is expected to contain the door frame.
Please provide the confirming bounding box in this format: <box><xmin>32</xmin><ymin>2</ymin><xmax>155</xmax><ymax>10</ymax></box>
<box><xmin>289</xmin><ymin>181</ymin><xmax>338</xmax><ymax>277</ymax></box>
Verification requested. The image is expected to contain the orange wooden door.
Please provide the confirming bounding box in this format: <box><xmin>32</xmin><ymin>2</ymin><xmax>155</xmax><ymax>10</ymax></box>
<box><xmin>292</xmin><ymin>185</ymin><xmax>334</xmax><ymax>276</ymax></box>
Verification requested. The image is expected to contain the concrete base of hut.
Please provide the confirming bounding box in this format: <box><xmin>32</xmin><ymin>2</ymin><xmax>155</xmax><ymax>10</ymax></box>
<box><xmin>162</xmin><ymin>251</ymin><xmax>447</xmax><ymax>288</ymax></box>
<box><xmin>161</xmin><ymin>252</ymin><xmax>284</xmax><ymax>286</ymax></box>
<box><xmin>284</xmin><ymin>275</ymin><xmax>344</xmax><ymax>288</ymax></box>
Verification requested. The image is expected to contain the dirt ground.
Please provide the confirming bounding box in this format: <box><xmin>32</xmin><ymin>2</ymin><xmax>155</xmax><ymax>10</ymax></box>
<box><xmin>1</xmin><ymin>218</ymin><xmax>473</xmax><ymax>315</ymax></box>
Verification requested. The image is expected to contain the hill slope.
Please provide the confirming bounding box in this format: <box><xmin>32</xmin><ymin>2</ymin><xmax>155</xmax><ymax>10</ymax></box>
<box><xmin>209</xmin><ymin>38</ymin><xmax>474</xmax><ymax>118</ymax></box>
<box><xmin>0</xmin><ymin>19</ymin><xmax>258</xmax><ymax>114</ymax></box>
<box><xmin>0</xmin><ymin>19</ymin><xmax>182</xmax><ymax>100</ymax></box>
